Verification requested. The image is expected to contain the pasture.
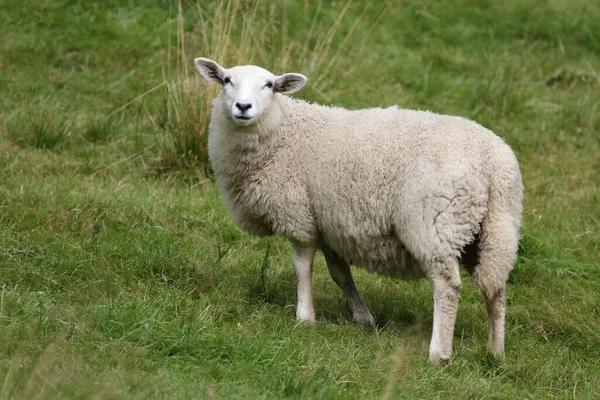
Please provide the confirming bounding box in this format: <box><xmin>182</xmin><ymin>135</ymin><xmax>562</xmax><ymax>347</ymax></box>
<box><xmin>0</xmin><ymin>0</ymin><xmax>598</xmax><ymax>398</ymax></box>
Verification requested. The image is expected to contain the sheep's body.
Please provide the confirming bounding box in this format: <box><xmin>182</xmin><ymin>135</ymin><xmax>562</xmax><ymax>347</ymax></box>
<box><xmin>210</xmin><ymin>96</ymin><xmax>521</xmax><ymax>284</ymax></box>
<box><xmin>196</xmin><ymin>58</ymin><xmax>523</xmax><ymax>363</ymax></box>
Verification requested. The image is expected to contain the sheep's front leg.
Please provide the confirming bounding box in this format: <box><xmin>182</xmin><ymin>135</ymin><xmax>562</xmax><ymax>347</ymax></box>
<box><xmin>429</xmin><ymin>259</ymin><xmax>462</xmax><ymax>363</ymax></box>
<box><xmin>322</xmin><ymin>246</ymin><xmax>375</xmax><ymax>325</ymax></box>
<box><xmin>292</xmin><ymin>242</ymin><xmax>316</xmax><ymax>323</ymax></box>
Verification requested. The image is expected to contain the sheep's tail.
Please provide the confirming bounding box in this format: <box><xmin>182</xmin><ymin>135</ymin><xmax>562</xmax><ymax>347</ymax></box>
<box><xmin>473</xmin><ymin>150</ymin><xmax>524</xmax><ymax>297</ymax></box>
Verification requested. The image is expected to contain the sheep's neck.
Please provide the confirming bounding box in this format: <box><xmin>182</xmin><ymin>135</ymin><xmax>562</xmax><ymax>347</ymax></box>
<box><xmin>209</xmin><ymin>96</ymin><xmax>292</xmax><ymax>181</ymax></box>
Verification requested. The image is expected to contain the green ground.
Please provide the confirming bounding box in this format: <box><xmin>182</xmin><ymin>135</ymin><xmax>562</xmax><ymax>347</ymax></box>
<box><xmin>1</xmin><ymin>0</ymin><xmax>599</xmax><ymax>398</ymax></box>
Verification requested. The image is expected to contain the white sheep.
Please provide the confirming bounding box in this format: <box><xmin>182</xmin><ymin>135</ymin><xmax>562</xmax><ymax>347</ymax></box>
<box><xmin>194</xmin><ymin>57</ymin><xmax>523</xmax><ymax>363</ymax></box>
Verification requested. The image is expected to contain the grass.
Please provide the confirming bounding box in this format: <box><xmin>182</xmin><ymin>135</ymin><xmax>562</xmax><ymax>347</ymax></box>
<box><xmin>6</xmin><ymin>110</ymin><xmax>71</xmax><ymax>150</ymax></box>
<box><xmin>0</xmin><ymin>0</ymin><xmax>599</xmax><ymax>398</ymax></box>
<box><xmin>158</xmin><ymin>0</ymin><xmax>388</xmax><ymax>172</ymax></box>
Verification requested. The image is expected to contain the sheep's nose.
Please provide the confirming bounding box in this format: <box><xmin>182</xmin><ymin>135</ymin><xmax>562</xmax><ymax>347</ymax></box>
<box><xmin>235</xmin><ymin>102</ymin><xmax>252</xmax><ymax>112</ymax></box>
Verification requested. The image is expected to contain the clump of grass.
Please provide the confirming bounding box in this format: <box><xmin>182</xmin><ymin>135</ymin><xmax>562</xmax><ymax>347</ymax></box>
<box><xmin>8</xmin><ymin>111</ymin><xmax>71</xmax><ymax>150</ymax></box>
<box><xmin>154</xmin><ymin>0</ymin><xmax>389</xmax><ymax>174</ymax></box>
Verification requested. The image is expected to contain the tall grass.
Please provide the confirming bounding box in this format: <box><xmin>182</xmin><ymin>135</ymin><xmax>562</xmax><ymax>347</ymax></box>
<box><xmin>158</xmin><ymin>0</ymin><xmax>389</xmax><ymax>173</ymax></box>
<box><xmin>7</xmin><ymin>110</ymin><xmax>71</xmax><ymax>150</ymax></box>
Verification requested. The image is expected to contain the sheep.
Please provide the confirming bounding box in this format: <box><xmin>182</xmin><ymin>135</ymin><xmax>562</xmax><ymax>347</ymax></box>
<box><xmin>194</xmin><ymin>57</ymin><xmax>524</xmax><ymax>363</ymax></box>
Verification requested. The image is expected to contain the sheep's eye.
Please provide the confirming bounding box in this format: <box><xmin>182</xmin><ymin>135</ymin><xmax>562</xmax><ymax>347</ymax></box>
<box><xmin>223</xmin><ymin>77</ymin><xmax>231</xmax><ymax>85</ymax></box>
<box><xmin>264</xmin><ymin>81</ymin><xmax>274</xmax><ymax>89</ymax></box>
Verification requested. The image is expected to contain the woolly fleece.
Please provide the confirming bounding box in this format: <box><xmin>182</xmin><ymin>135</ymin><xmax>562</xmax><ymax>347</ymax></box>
<box><xmin>209</xmin><ymin>94</ymin><xmax>522</xmax><ymax>286</ymax></box>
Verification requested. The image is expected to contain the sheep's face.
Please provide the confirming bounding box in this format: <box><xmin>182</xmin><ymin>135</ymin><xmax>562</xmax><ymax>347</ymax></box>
<box><xmin>194</xmin><ymin>58</ymin><xmax>307</xmax><ymax>127</ymax></box>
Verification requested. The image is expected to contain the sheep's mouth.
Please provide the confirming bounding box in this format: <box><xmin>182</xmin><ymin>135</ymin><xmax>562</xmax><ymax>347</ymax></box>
<box><xmin>232</xmin><ymin>114</ymin><xmax>256</xmax><ymax>126</ymax></box>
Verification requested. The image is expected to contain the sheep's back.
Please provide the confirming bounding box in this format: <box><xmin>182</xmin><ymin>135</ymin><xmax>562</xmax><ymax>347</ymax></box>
<box><xmin>301</xmin><ymin>106</ymin><xmax>495</xmax><ymax>277</ymax></box>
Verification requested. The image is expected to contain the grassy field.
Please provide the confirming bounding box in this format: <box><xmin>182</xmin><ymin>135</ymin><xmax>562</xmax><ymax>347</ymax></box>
<box><xmin>1</xmin><ymin>0</ymin><xmax>599</xmax><ymax>398</ymax></box>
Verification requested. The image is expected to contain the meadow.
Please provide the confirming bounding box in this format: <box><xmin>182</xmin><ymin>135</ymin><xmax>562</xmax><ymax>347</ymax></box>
<box><xmin>0</xmin><ymin>0</ymin><xmax>599</xmax><ymax>398</ymax></box>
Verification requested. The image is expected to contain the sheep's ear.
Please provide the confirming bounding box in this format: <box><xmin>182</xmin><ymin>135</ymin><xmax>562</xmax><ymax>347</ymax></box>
<box><xmin>194</xmin><ymin>57</ymin><xmax>227</xmax><ymax>84</ymax></box>
<box><xmin>274</xmin><ymin>73</ymin><xmax>307</xmax><ymax>94</ymax></box>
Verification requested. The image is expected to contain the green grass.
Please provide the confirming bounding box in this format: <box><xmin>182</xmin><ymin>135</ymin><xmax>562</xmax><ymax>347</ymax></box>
<box><xmin>1</xmin><ymin>0</ymin><xmax>599</xmax><ymax>398</ymax></box>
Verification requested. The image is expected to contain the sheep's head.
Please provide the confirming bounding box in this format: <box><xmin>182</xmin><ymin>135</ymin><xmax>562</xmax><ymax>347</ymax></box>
<box><xmin>194</xmin><ymin>58</ymin><xmax>307</xmax><ymax>127</ymax></box>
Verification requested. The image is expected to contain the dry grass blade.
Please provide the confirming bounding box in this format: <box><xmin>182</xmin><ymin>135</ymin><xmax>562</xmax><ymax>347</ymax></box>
<box><xmin>22</xmin><ymin>334</ymin><xmax>67</xmax><ymax>399</ymax></box>
<box><xmin>154</xmin><ymin>0</ymin><xmax>388</xmax><ymax>173</ymax></box>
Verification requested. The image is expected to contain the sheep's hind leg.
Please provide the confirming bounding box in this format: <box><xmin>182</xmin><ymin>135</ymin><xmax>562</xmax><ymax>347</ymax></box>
<box><xmin>483</xmin><ymin>288</ymin><xmax>506</xmax><ymax>355</ymax></box>
<box><xmin>322</xmin><ymin>245</ymin><xmax>375</xmax><ymax>325</ymax></box>
<box><xmin>292</xmin><ymin>242</ymin><xmax>317</xmax><ymax>323</ymax></box>
<box><xmin>461</xmin><ymin>237</ymin><xmax>506</xmax><ymax>354</ymax></box>
<box><xmin>429</xmin><ymin>258</ymin><xmax>462</xmax><ymax>364</ymax></box>
<box><xmin>472</xmin><ymin>211</ymin><xmax>520</xmax><ymax>356</ymax></box>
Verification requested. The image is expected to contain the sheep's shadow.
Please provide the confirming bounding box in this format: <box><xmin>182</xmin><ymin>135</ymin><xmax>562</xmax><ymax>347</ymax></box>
<box><xmin>243</xmin><ymin>264</ymin><xmax>492</xmax><ymax>354</ymax></box>
<box><xmin>244</xmin><ymin>266</ymin><xmax>434</xmax><ymax>330</ymax></box>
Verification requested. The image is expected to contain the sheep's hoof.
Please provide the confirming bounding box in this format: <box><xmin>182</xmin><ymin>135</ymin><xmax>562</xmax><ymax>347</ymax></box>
<box><xmin>430</xmin><ymin>358</ymin><xmax>451</xmax><ymax>368</ymax></box>
<box><xmin>488</xmin><ymin>342</ymin><xmax>505</xmax><ymax>357</ymax></box>
<box><xmin>296</xmin><ymin>318</ymin><xmax>316</xmax><ymax>326</ymax></box>
<box><xmin>353</xmin><ymin>310</ymin><xmax>376</xmax><ymax>326</ymax></box>
<box><xmin>429</xmin><ymin>350</ymin><xmax>452</xmax><ymax>365</ymax></box>
<box><xmin>296</xmin><ymin>310</ymin><xmax>316</xmax><ymax>325</ymax></box>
